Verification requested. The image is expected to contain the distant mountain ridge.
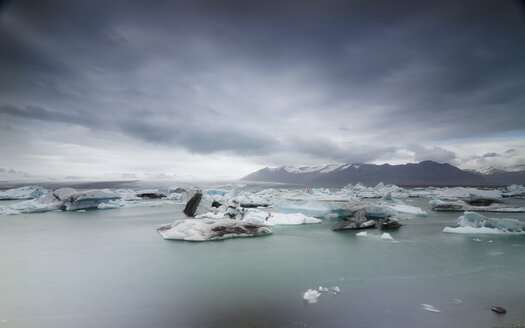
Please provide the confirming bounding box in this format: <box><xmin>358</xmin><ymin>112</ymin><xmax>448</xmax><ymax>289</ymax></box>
<box><xmin>241</xmin><ymin>161</ymin><xmax>525</xmax><ymax>187</ymax></box>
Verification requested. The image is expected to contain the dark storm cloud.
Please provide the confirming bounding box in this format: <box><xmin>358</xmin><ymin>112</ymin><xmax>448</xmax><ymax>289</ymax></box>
<box><xmin>1</xmin><ymin>0</ymin><xmax>524</xmax><ymax>163</ymax></box>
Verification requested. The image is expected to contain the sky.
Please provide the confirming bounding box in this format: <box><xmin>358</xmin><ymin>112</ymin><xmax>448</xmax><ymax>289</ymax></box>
<box><xmin>1</xmin><ymin>0</ymin><xmax>525</xmax><ymax>180</ymax></box>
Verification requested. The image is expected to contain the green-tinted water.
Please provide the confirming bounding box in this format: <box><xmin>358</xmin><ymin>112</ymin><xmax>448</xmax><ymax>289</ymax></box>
<box><xmin>1</xmin><ymin>198</ymin><xmax>524</xmax><ymax>327</ymax></box>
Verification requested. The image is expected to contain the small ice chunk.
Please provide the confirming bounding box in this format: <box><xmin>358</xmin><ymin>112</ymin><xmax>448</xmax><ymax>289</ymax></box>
<box><xmin>331</xmin><ymin>286</ymin><xmax>341</xmax><ymax>294</ymax></box>
<box><xmin>421</xmin><ymin>303</ymin><xmax>441</xmax><ymax>313</ymax></box>
<box><xmin>303</xmin><ymin>289</ymin><xmax>321</xmax><ymax>303</ymax></box>
<box><xmin>452</xmin><ymin>298</ymin><xmax>463</xmax><ymax>304</ymax></box>
<box><xmin>473</xmin><ymin>238</ymin><xmax>482</xmax><ymax>242</ymax></box>
<box><xmin>356</xmin><ymin>231</ymin><xmax>368</xmax><ymax>237</ymax></box>
<box><xmin>318</xmin><ymin>286</ymin><xmax>328</xmax><ymax>292</ymax></box>
<box><xmin>381</xmin><ymin>233</ymin><xmax>394</xmax><ymax>240</ymax></box>
<box><xmin>76</xmin><ymin>209</ymin><xmax>87</xmax><ymax>213</ymax></box>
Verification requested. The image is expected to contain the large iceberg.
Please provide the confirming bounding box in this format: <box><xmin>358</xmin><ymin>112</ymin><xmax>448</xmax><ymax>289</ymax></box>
<box><xmin>430</xmin><ymin>198</ymin><xmax>524</xmax><ymax>212</ymax></box>
<box><xmin>197</xmin><ymin>208</ymin><xmax>321</xmax><ymax>226</ymax></box>
<box><xmin>0</xmin><ymin>186</ymin><xmax>47</xmax><ymax>200</ymax></box>
<box><xmin>0</xmin><ymin>188</ymin><xmax>120</xmax><ymax>214</ymax></box>
<box><xmin>443</xmin><ymin>211</ymin><xmax>525</xmax><ymax>234</ymax></box>
<box><xmin>432</xmin><ymin>187</ymin><xmax>502</xmax><ymax>200</ymax></box>
<box><xmin>156</xmin><ymin>219</ymin><xmax>272</xmax><ymax>241</ymax></box>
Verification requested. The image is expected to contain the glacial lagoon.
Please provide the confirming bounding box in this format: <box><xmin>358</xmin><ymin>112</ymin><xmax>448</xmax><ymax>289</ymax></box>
<box><xmin>1</xmin><ymin>185</ymin><xmax>525</xmax><ymax>328</ymax></box>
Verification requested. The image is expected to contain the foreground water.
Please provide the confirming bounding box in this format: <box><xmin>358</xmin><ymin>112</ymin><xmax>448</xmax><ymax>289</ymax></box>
<box><xmin>1</xmin><ymin>195</ymin><xmax>524</xmax><ymax>328</ymax></box>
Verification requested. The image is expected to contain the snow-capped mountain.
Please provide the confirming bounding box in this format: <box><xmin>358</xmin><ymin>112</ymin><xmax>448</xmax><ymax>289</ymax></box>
<box><xmin>241</xmin><ymin>161</ymin><xmax>525</xmax><ymax>187</ymax></box>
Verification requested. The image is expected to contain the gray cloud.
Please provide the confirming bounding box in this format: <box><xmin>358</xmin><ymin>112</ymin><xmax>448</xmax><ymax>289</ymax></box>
<box><xmin>0</xmin><ymin>0</ymin><xmax>524</xmax><ymax>176</ymax></box>
<box><xmin>406</xmin><ymin>144</ymin><xmax>456</xmax><ymax>163</ymax></box>
<box><xmin>482</xmin><ymin>152</ymin><xmax>499</xmax><ymax>158</ymax></box>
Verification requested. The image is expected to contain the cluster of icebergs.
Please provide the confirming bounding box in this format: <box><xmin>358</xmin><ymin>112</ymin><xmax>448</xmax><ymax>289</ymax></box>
<box><xmin>0</xmin><ymin>187</ymin><xmax>181</xmax><ymax>215</ymax></box>
<box><xmin>1</xmin><ymin>183</ymin><xmax>524</xmax><ymax>239</ymax></box>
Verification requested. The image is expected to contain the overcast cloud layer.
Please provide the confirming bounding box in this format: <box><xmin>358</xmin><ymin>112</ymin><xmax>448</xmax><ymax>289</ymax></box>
<box><xmin>1</xmin><ymin>0</ymin><xmax>525</xmax><ymax>179</ymax></box>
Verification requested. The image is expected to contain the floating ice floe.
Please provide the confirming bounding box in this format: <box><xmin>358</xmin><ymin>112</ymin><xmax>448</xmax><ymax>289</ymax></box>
<box><xmin>97</xmin><ymin>199</ymin><xmax>167</xmax><ymax>209</ymax></box>
<box><xmin>355</xmin><ymin>231</ymin><xmax>397</xmax><ymax>241</ymax></box>
<box><xmin>0</xmin><ymin>185</ymin><xmax>47</xmax><ymax>200</ymax></box>
<box><xmin>156</xmin><ymin>219</ymin><xmax>272</xmax><ymax>241</ymax></box>
<box><xmin>421</xmin><ymin>304</ymin><xmax>441</xmax><ymax>313</ymax></box>
<box><xmin>430</xmin><ymin>198</ymin><xmax>524</xmax><ymax>212</ymax></box>
<box><xmin>183</xmin><ymin>190</ymin><xmax>321</xmax><ymax>226</ymax></box>
<box><xmin>432</xmin><ymin>187</ymin><xmax>502</xmax><ymax>200</ymax></box>
<box><xmin>502</xmin><ymin>184</ymin><xmax>525</xmax><ymax>197</ymax></box>
<box><xmin>276</xmin><ymin>201</ymin><xmax>334</xmax><ymax>218</ymax></box>
<box><xmin>0</xmin><ymin>188</ymin><xmax>120</xmax><ymax>214</ymax></box>
<box><xmin>331</xmin><ymin>208</ymin><xmax>401</xmax><ymax>231</ymax></box>
<box><xmin>303</xmin><ymin>289</ymin><xmax>321</xmax><ymax>303</ymax></box>
<box><xmin>378</xmin><ymin>192</ymin><xmax>427</xmax><ymax>216</ymax></box>
<box><xmin>443</xmin><ymin>211</ymin><xmax>525</xmax><ymax>234</ymax></box>
<box><xmin>303</xmin><ymin>285</ymin><xmax>341</xmax><ymax>303</ymax></box>
<box><xmin>197</xmin><ymin>208</ymin><xmax>321</xmax><ymax>226</ymax></box>
<box><xmin>381</xmin><ymin>232</ymin><xmax>394</xmax><ymax>240</ymax></box>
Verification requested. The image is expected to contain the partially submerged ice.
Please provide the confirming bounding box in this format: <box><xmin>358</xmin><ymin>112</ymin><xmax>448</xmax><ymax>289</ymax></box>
<box><xmin>0</xmin><ymin>188</ymin><xmax>120</xmax><ymax>214</ymax></box>
<box><xmin>430</xmin><ymin>198</ymin><xmax>524</xmax><ymax>212</ymax></box>
<box><xmin>183</xmin><ymin>190</ymin><xmax>321</xmax><ymax>226</ymax></box>
<box><xmin>378</xmin><ymin>192</ymin><xmax>427</xmax><ymax>216</ymax></box>
<box><xmin>0</xmin><ymin>185</ymin><xmax>47</xmax><ymax>200</ymax></box>
<box><xmin>443</xmin><ymin>211</ymin><xmax>525</xmax><ymax>234</ymax></box>
<box><xmin>156</xmin><ymin>218</ymin><xmax>272</xmax><ymax>241</ymax></box>
<box><xmin>331</xmin><ymin>208</ymin><xmax>401</xmax><ymax>231</ymax></box>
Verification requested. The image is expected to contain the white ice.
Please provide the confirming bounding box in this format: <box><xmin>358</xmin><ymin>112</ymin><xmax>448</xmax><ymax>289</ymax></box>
<box><xmin>380</xmin><ymin>233</ymin><xmax>394</xmax><ymax>240</ymax></box>
<box><xmin>0</xmin><ymin>185</ymin><xmax>47</xmax><ymax>200</ymax></box>
<box><xmin>197</xmin><ymin>208</ymin><xmax>321</xmax><ymax>226</ymax></box>
<box><xmin>156</xmin><ymin>218</ymin><xmax>272</xmax><ymax>241</ymax></box>
<box><xmin>420</xmin><ymin>304</ymin><xmax>441</xmax><ymax>313</ymax></box>
<box><xmin>303</xmin><ymin>289</ymin><xmax>321</xmax><ymax>303</ymax></box>
<box><xmin>276</xmin><ymin>201</ymin><xmax>333</xmax><ymax>218</ymax></box>
<box><xmin>378</xmin><ymin>192</ymin><xmax>427</xmax><ymax>216</ymax></box>
<box><xmin>443</xmin><ymin>211</ymin><xmax>525</xmax><ymax>234</ymax></box>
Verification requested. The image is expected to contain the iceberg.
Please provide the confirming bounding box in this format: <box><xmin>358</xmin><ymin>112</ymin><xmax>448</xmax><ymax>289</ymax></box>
<box><xmin>430</xmin><ymin>198</ymin><xmax>524</xmax><ymax>212</ymax></box>
<box><xmin>433</xmin><ymin>187</ymin><xmax>502</xmax><ymax>200</ymax></box>
<box><xmin>421</xmin><ymin>304</ymin><xmax>441</xmax><ymax>313</ymax></box>
<box><xmin>340</xmin><ymin>199</ymin><xmax>397</xmax><ymax>219</ymax></box>
<box><xmin>0</xmin><ymin>185</ymin><xmax>47</xmax><ymax>200</ymax></box>
<box><xmin>331</xmin><ymin>209</ymin><xmax>378</xmax><ymax>230</ymax></box>
<box><xmin>303</xmin><ymin>289</ymin><xmax>321</xmax><ymax>303</ymax></box>
<box><xmin>0</xmin><ymin>188</ymin><xmax>120</xmax><ymax>214</ymax></box>
<box><xmin>97</xmin><ymin>199</ymin><xmax>167</xmax><ymax>209</ymax></box>
<box><xmin>241</xmin><ymin>209</ymin><xmax>321</xmax><ymax>226</ymax></box>
<box><xmin>378</xmin><ymin>192</ymin><xmax>427</xmax><ymax>216</ymax></box>
<box><xmin>380</xmin><ymin>232</ymin><xmax>394</xmax><ymax>240</ymax></box>
<box><xmin>197</xmin><ymin>208</ymin><xmax>321</xmax><ymax>226</ymax></box>
<box><xmin>502</xmin><ymin>184</ymin><xmax>525</xmax><ymax>197</ymax></box>
<box><xmin>443</xmin><ymin>211</ymin><xmax>525</xmax><ymax>234</ymax></box>
<box><xmin>156</xmin><ymin>219</ymin><xmax>272</xmax><ymax>241</ymax></box>
<box><xmin>276</xmin><ymin>201</ymin><xmax>334</xmax><ymax>218</ymax></box>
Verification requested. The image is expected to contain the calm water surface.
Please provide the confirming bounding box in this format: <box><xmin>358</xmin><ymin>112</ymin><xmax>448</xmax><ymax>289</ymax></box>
<box><xmin>1</xmin><ymin>197</ymin><xmax>524</xmax><ymax>328</ymax></box>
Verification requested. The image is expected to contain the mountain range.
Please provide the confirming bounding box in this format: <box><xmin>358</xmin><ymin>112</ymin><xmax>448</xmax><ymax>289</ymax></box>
<box><xmin>240</xmin><ymin>161</ymin><xmax>525</xmax><ymax>187</ymax></box>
